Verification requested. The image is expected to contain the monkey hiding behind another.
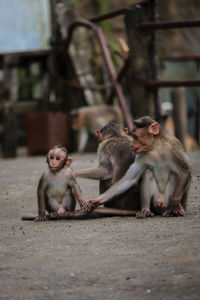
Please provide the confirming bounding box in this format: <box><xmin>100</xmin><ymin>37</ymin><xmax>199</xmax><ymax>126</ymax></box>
<box><xmin>34</xmin><ymin>146</ymin><xmax>89</xmax><ymax>222</ymax></box>
<box><xmin>75</xmin><ymin>122</ymin><xmax>139</xmax><ymax>211</ymax></box>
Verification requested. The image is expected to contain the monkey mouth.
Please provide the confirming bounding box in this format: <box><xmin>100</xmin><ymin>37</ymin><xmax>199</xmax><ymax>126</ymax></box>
<box><xmin>50</xmin><ymin>166</ymin><xmax>60</xmax><ymax>171</ymax></box>
<box><xmin>133</xmin><ymin>148</ymin><xmax>141</xmax><ymax>153</ymax></box>
<box><xmin>133</xmin><ymin>147</ymin><xmax>149</xmax><ymax>154</ymax></box>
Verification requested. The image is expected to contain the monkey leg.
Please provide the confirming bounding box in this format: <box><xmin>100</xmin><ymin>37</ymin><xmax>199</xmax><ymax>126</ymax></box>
<box><xmin>162</xmin><ymin>203</ymin><xmax>186</xmax><ymax>217</ymax></box>
<box><xmin>154</xmin><ymin>173</ymin><xmax>175</xmax><ymax>212</ymax></box>
<box><xmin>138</xmin><ymin>171</ymin><xmax>186</xmax><ymax>218</ymax></box>
<box><xmin>161</xmin><ymin>173</ymin><xmax>186</xmax><ymax>217</ymax></box>
<box><xmin>136</xmin><ymin>169</ymin><xmax>157</xmax><ymax>218</ymax></box>
<box><xmin>137</xmin><ymin>170</ymin><xmax>184</xmax><ymax>218</ymax></box>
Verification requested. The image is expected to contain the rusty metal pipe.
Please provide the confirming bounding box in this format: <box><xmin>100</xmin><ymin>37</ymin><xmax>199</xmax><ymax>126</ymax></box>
<box><xmin>139</xmin><ymin>19</ymin><xmax>200</xmax><ymax>30</ymax></box>
<box><xmin>89</xmin><ymin>1</ymin><xmax>148</xmax><ymax>23</ymax></box>
<box><xmin>66</xmin><ymin>80</ymin><xmax>111</xmax><ymax>91</ymax></box>
<box><xmin>89</xmin><ymin>8</ymin><xmax>128</xmax><ymax>23</ymax></box>
<box><xmin>146</xmin><ymin>79</ymin><xmax>200</xmax><ymax>88</ymax></box>
<box><xmin>64</xmin><ymin>18</ymin><xmax>133</xmax><ymax>131</ymax></box>
<box><xmin>108</xmin><ymin>57</ymin><xmax>130</xmax><ymax>103</ymax></box>
<box><xmin>164</xmin><ymin>54</ymin><xmax>200</xmax><ymax>62</ymax></box>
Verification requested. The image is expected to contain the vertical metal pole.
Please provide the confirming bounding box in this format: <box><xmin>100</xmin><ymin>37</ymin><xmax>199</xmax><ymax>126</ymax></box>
<box><xmin>197</xmin><ymin>61</ymin><xmax>200</xmax><ymax>144</ymax></box>
<box><xmin>172</xmin><ymin>87</ymin><xmax>187</xmax><ymax>149</ymax></box>
<box><xmin>149</xmin><ymin>0</ymin><xmax>162</xmax><ymax>122</ymax></box>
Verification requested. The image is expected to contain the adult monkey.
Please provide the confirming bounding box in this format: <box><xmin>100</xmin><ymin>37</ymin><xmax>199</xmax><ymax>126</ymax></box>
<box><xmin>70</xmin><ymin>105</ymin><xmax>124</xmax><ymax>152</ymax></box>
<box><xmin>75</xmin><ymin>122</ymin><xmax>139</xmax><ymax>210</ymax></box>
<box><xmin>88</xmin><ymin>116</ymin><xmax>191</xmax><ymax>218</ymax></box>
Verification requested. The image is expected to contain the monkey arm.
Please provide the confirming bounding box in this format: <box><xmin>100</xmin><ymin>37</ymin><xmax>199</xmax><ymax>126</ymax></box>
<box><xmin>35</xmin><ymin>175</ymin><xmax>48</xmax><ymax>221</ymax></box>
<box><xmin>172</xmin><ymin>171</ymin><xmax>191</xmax><ymax>201</ymax></box>
<box><xmin>161</xmin><ymin>149</ymin><xmax>191</xmax><ymax>217</ymax></box>
<box><xmin>89</xmin><ymin>162</ymin><xmax>145</xmax><ymax>208</ymax></box>
<box><xmin>69</xmin><ymin>174</ymin><xmax>90</xmax><ymax>211</ymax></box>
<box><xmin>171</xmin><ymin>150</ymin><xmax>191</xmax><ymax>203</ymax></box>
<box><xmin>162</xmin><ymin>148</ymin><xmax>191</xmax><ymax>217</ymax></box>
<box><xmin>75</xmin><ymin>166</ymin><xmax>112</xmax><ymax>180</ymax></box>
<box><xmin>162</xmin><ymin>171</ymin><xmax>191</xmax><ymax>217</ymax></box>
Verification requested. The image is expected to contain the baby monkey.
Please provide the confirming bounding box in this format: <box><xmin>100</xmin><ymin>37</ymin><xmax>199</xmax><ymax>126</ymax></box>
<box><xmin>35</xmin><ymin>146</ymin><xmax>89</xmax><ymax>222</ymax></box>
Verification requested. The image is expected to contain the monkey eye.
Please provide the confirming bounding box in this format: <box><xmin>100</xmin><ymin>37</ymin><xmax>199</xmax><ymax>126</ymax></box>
<box><xmin>50</xmin><ymin>155</ymin><xmax>54</xmax><ymax>160</ymax></box>
<box><xmin>132</xmin><ymin>134</ymin><xmax>138</xmax><ymax>139</ymax></box>
<box><xmin>56</xmin><ymin>156</ymin><xmax>61</xmax><ymax>161</ymax></box>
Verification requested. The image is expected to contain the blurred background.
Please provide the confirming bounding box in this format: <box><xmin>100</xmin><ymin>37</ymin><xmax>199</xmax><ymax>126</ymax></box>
<box><xmin>0</xmin><ymin>0</ymin><xmax>199</xmax><ymax>158</ymax></box>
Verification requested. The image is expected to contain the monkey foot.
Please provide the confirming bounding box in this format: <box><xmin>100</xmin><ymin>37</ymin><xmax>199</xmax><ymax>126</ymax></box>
<box><xmin>136</xmin><ymin>209</ymin><xmax>154</xmax><ymax>219</ymax></box>
<box><xmin>34</xmin><ymin>215</ymin><xmax>48</xmax><ymax>222</ymax></box>
<box><xmin>162</xmin><ymin>207</ymin><xmax>186</xmax><ymax>217</ymax></box>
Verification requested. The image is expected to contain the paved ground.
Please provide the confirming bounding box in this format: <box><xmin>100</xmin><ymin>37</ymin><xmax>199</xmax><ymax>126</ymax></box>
<box><xmin>0</xmin><ymin>151</ymin><xmax>200</xmax><ymax>300</ymax></box>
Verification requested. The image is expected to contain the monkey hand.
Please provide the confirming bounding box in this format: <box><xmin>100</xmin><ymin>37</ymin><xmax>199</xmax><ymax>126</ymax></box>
<box><xmin>78</xmin><ymin>199</ymin><xmax>91</xmax><ymax>212</ymax></box>
<box><xmin>34</xmin><ymin>214</ymin><xmax>48</xmax><ymax>222</ymax></box>
<box><xmin>136</xmin><ymin>209</ymin><xmax>154</xmax><ymax>219</ymax></box>
<box><xmin>162</xmin><ymin>202</ymin><xmax>186</xmax><ymax>217</ymax></box>
<box><xmin>88</xmin><ymin>199</ymin><xmax>104</xmax><ymax>211</ymax></box>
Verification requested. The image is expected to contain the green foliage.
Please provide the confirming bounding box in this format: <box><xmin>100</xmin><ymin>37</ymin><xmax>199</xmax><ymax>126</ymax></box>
<box><xmin>97</xmin><ymin>0</ymin><xmax>110</xmax><ymax>34</ymax></box>
<box><xmin>67</xmin><ymin>0</ymin><xmax>81</xmax><ymax>4</ymax></box>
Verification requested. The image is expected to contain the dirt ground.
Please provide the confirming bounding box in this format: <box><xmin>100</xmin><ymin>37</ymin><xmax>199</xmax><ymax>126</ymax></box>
<box><xmin>0</xmin><ymin>150</ymin><xmax>200</xmax><ymax>300</ymax></box>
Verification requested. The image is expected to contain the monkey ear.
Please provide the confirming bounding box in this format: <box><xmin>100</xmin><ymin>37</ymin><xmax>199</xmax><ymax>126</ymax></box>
<box><xmin>66</xmin><ymin>157</ymin><xmax>73</xmax><ymax>167</ymax></box>
<box><xmin>124</xmin><ymin>127</ymin><xmax>128</xmax><ymax>135</ymax></box>
<box><xmin>148</xmin><ymin>122</ymin><xmax>160</xmax><ymax>135</ymax></box>
<box><xmin>96</xmin><ymin>129</ymin><xmax>103</xmax><ymax>142</ymax></box>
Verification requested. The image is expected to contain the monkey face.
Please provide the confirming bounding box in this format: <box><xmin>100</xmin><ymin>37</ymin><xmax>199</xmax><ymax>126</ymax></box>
<box><xmin>132</xmin><ymin>128</ymin><xmax>154</xmax><ymax>153</ymax></box>
<box><xmin>47</xmin><ymin>149</ymin><xmax>67</xmax><ymax>172</ymax></box>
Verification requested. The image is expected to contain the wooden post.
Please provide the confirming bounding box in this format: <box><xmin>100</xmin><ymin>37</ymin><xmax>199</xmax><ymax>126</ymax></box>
<box><xmin>49</xmin><ymin>0</ymin><xmax>86</xmax><ymax>111</ymax></box>
<box><xmin>171</xmin><ymin>87</ymin><xmax>187</xmax><ymax>148</ymax></box>
<box><xmin>124</xmin><ymin>1</ymin><xmax>162</xmax><ymax>120</ymax></box>
<box><xmin>2</xmin><ymin>55</ymin><xmax>18</xmax><ymax>158</ymax></box>
<box><xmin>2</xmin><ymin>106</ymin><xmax>17</xmax><ymax>158</ymax></box>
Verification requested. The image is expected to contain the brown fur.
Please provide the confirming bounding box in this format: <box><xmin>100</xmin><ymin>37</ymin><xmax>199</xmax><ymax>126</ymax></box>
<box><xmin>70</xmin><ymin>105</ymin><xmax>124</xmax><ymax>152</ymax></box>
<box><xmin>34</xmin><ymin>146</ymin><xmax>89</xmax><ymax>222</ymax></box>
<box><xmin>89</xmin><ymin>116</ymin><xmax>191</xmax><ymax>218</ymax></box>
<box><xmin>76</xmin><ymin>122</ymin><xmax>139</xmax><ymax>210</ymax></box>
